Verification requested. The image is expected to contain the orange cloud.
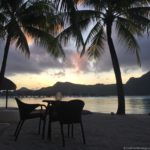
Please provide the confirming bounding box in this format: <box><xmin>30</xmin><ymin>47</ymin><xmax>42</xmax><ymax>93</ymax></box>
<box><xmin>71</xmin><ymin>53</ymin><xmax>89</xmax><ymax>73</ymax></box>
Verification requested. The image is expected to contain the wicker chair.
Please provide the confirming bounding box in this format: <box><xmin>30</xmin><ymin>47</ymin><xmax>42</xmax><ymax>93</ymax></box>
<box><xmin>14</xmin><ymin>97</ymin><xmax>46</xmax><ymax>141</ymax></box>
<box><xmin>56</xmin><ymin>100</ymin><xmax>86</xmax><ymax>146</ymax></box>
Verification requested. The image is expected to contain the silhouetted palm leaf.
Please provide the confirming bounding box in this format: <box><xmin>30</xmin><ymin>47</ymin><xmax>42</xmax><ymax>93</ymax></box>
<box><xmin>0</xmin><ymin>0</ymin><xmax>64</xmax><ymax>83</ymax></box>
<box><xmin>58</xmin><ymin>0</ymin><xmax>150</xmax><ymax>114</ymax></box>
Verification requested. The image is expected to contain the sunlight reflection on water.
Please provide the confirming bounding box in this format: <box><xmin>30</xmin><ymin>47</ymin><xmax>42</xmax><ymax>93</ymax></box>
<box><xmin>0</xmin><ymin>96</ymin><xmax>150</xmax><ymax>114</ymax></box>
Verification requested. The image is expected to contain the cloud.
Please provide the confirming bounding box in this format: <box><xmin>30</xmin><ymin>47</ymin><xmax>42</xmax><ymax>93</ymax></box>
<box><xmin>0</xmin><ymin>41</ymin><xmax>91</xmax><ymax>76</ymax></box>
<box><xmin>69</xmin><ymin>52</ymin><xmax>90</xmax><ymax>73</ymax></box>
<box><xmin>91</xmin><ymin>33</ymin><xmax>150</xmax><ymax>73</ymax></box>
<box><xmin>0</xmin><ymin>31</ymin><xmax>150</xmax><ymax>78</ymax></box>
<box><xmin>0</xmin><ymin>42</ymin><xmax>74</xmax><ymax>76</ymax></box>
<box><xmin>53</xmin><ymin>71</ymin><xmax>65</xmax><ymax>77</ymax></box>
<box><xmin>115</xmin><ymin>35</ymin><xmax>150</xmax><ymax>73</ymax></box>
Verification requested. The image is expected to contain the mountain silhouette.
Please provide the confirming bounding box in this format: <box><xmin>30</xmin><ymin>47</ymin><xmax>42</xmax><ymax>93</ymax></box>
<box><xmin>6</xmin><ymin>71</ymin><xmax>150</xmax><ymax>97</ymax></box>
<box><xmin>125</xmin><ymin>71</ymin><xmax>150</xmax><ymax>95</ymax></box>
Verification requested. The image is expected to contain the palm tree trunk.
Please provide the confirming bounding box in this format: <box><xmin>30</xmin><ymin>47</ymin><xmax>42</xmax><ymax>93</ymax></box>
<box><xmin>0</xmin><ymin>34</ymin><xmax>11</xmax><ymax>85</ymax></box>
<box><xmin>106</xmin><ymin>23</ymin><xmax>125</xmax><ymax>115</ymax></box>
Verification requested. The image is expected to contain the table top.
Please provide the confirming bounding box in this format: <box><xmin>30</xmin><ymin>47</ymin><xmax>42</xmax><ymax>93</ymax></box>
<box><xmin>42</xmin><ymin>100</ymin><xmax>64</xmax><ymax>106</ymax></box>
<box><xmin>42</xmin><ymin>99</ymin><xmax>54</xmax><ymax>103</ymax></box>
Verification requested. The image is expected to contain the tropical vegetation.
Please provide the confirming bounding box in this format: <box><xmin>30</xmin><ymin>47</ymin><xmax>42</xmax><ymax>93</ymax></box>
<box><xmin>56</xmin><ymin>0</ymin><xmax>150</xmax><ymax>114</ymax></box>
<box><xmin>0</xmin><ymin>0</ymin><xmax>64</xmax><ymax>86</ymax></box>
<box><xmin>1</xmin><ymin>0</ymin><xmax>150</xmax><ymax>114</ymax></box>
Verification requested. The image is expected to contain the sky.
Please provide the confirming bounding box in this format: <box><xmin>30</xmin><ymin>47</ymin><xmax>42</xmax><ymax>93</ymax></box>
<box><xmin>0</xmin><ymin>32</ymin><xmax>150</xmax><ymax>90</ymax></box>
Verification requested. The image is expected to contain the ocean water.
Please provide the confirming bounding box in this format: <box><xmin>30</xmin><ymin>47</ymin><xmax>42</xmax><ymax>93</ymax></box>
<box><xmin>0</xmin><ymin>96</ymin><xmax>150</xmax><ymax>114</ymax></box>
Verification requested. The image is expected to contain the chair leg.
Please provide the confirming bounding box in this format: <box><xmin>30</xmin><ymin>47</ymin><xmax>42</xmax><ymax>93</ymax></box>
<box><xmin>48</xmin><ymin>118</ymin><xmax>52</xmax><ymax>140</ymax></box>
<box><xmin>80</xmin><ymin>122</ymin><xmax>86</xmax><ymax>144</ymax></box>
<box><xmin>60</xmin><ymin>124</ymin><xmax>65</xmax><ymax>147</ymax></box>
<box><xmin>38</xmin><ymin>118</ymin><xmax>42</xmax><ymax>134</ymax></box>
<box><xmin>14</xmin><ymin>121</ymin><xmax>22</xmax><ymax>136</ymax></box>
<box><xmin>15</xmin><ymin>120</ymin><xmax>24</xmax><ymax>141</ymax></box>
<box><xmin>68</xmin><ymin>124</ymin><xmax>70</xmax><ymax>137</ymax></box>
<box><xmin>42</xmin><ymin>118</ymin><xmax>46</xmax><ymax>139</ymax></box>
<box><xmin>71</xmin><ymin>124</ymin><xmax>74</xmax><ymax>138</ymax></box>
<box><xmin>67</xmin><ymin>124</ymin><xmax>74</xmax><ymax>138</ymax></box>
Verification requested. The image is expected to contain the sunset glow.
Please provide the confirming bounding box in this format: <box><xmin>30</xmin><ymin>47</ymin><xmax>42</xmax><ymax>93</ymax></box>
<box><xmin>9</xmin><ymin>66</ymin><xmax>145</xmax><ymax>90</ymax></box>
<box><xmin>1</xmin><ymin>14</ymin><xmax>149</xmax><ymax>90</ymax></box>
<box><xmin>1</xmin><ymin>37</ymin><xmax>148</xmax><ymax>90</ymax></box>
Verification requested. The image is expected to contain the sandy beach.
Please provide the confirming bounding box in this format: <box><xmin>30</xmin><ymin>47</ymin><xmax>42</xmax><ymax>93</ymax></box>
<box><xmin>0</xmin><ymin>111</ymin><xmax>150</xmax><ymax>150</ymax></box>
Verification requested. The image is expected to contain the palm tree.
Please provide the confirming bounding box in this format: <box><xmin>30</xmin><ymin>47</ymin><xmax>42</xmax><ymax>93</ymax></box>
<box><xmin>56</xmin><ymin>0</ymin><xmax>150</xmax><ymax>114</ymax></box>
<box><xmin>0</xmin><ymin>0</ymin><xmax>64</xmax><ymax>85</ymax></box>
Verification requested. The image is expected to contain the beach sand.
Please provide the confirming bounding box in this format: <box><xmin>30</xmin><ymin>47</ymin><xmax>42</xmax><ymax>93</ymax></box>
<box><xmin>0</xmin><ymin>112</ymin><xmax>150</xmax><ymax>150</ymax></box>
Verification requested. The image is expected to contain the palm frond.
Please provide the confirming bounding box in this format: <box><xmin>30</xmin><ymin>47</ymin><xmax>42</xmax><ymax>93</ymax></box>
<box><xmin>0</xmin><ymin>12</ymin><xmax>7</xmax><ymax>24</ymax></box>
<box><xmin>130</xmin><ymin>0</ymin><xmax>150</xmax><ymax>6</ymax></box>
<box><xmin>59</xmin><ymin>10</ymin><xmax>95</xmax><ymax>30</ymax></box>
<box><xmin>19</xmin><ymin>1</ymin><xmax>63</xmax><ymax>36</ymax></box>
<box><xmin>87</xmin><ymin>34</ymin><xmax>105</xmax><ymax>59</ymax></box>
<box><xmin>10</xmin><ymin>21</ymin><xmax>30</xmax><ymax>57</ymax></box>
<box><xmin>116</xmin><ymin>18</ymin><xmax>141</xmax><ymax>66</ymax></box>
<box><xmin>124</xmin><ymin>7</ymin><xmax>150</xmax><ymax>31</ymax></box>
<box><xmin>83</xmin><ymin>0</ymin><xmax>106</xmax><ymax>11</ymax></box>
<box><xmin>56</xmin><ymin>0</ymin><xmax>85</xmax><ymax>49</ymax></box>
<box><xmin>0</xmin><ymin>0</ymin><xmax>24</xmax><ymax>12</ymax></box>
<box><xmin>57</xmin><ymin>26</ymin><xmax>73</xmax><ymax>45</ymax></box>
<box><xmin>128</xmin><ymin>7</ymin><xmax>150</xmax><ymax>15</ymax></box>
<box><xmin>116</xmin><ymin>17</ymin><xmax>144</xmax><ymax>35</ymax></box>
<box><xmin>0</xmin><ymin>25</ymin><xmax>6</xmax><ymax>38</ymax></box>
<box><xmin>24</xmin><ymin>26</ymin><xmax>64</xmax><ymax>58</ymax></box>
<box><xmin>0</xmin><ymin>12</ymin><xmax>7</xmax><ymax>38</ymax></box>
<box><xmin>57</xmin><ymin>18</ymin><xmax>85</xmax><ymax>52</ymax></box>
<box><xmin>19</xmin><ymin>2</ymin><xmax>53</xmax><ymax>27</ymax></box>
<box><xmin>81</xmin><ymin>21</ymin><xmax>104</xmax><ymax>56</ymax></box>
<box><xmin>56</xmin><ymin>0</ymin><xmax>77</xmax><ymax>12</ymax></box>
<box><xmin>85</xmin><ymin>25</ymin><xmax>105</xmax><ymax>59</ymax></box>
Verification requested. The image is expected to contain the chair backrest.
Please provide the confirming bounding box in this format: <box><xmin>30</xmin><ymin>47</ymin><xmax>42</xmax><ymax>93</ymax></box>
<box><xmin>56</xmin><ymin>99</ymin><xmax>84</xmax><ymax>124</ymax></box>
<box><xmin>15</xmin><ymin>97</ymin><xmax>38</xmax><ymax>120</ymax></box>
<box><xmin>49</xmin><ymin>101</ymin><xmax>65</xmax><ymax>121</ymax></box>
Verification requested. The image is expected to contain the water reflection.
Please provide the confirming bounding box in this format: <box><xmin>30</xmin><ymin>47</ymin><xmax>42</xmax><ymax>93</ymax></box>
<box><xmin>126</xmin><ymin>96</ymin><xmax>150</xmax><ymax>114</ymax></box>
<box><xmin>0</xmin><ymin>96</ymin><xmax>150</xmax><ymax>114</ymax></box>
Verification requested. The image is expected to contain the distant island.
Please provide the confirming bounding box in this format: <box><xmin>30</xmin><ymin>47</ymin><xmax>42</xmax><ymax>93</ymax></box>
<box><xmin>1</xmin><ymin>71</ymin><xmax>150</xmax><ymax>97</ymax></box>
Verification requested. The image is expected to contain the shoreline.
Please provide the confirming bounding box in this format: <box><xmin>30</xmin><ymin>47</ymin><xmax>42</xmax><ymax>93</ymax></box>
<box><xmin>0</xmin><ymin>108</ymin><xmax>150</xmax><ymax>123</ymax></box>
<box><xmin>1</xmin><ymin>96</ymin><xmax>150</xmax><ymax>114</ymax></box>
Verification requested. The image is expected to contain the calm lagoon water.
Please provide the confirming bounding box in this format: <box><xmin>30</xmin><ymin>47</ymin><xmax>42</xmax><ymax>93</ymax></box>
<box><xmin>0</xmin><ymin>96</ymin><xmax>150</xmax><ymax>114</ymax></box>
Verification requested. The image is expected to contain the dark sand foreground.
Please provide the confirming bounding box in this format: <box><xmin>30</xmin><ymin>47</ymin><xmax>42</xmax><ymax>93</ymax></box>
<box><xmin>0</xmin><ymin>112</ymin><xmax>150</xmax><ymax>150</ymax></box>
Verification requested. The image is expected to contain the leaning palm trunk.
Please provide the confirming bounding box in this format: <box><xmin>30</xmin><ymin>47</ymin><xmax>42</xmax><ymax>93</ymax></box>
<box><xmin>106</xmin><ymin>22</ymin><xmax>125</xmax><ymax>115</ymax></box>
<box><xmin>70</xmin><ymin>0</ymin><xmax>150</xmax><ymax>115</ymax></box>
<box><xmin>0</xmin><ymin>34</ymin><xmax>11</xmax><ymax>85</ymax></box>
